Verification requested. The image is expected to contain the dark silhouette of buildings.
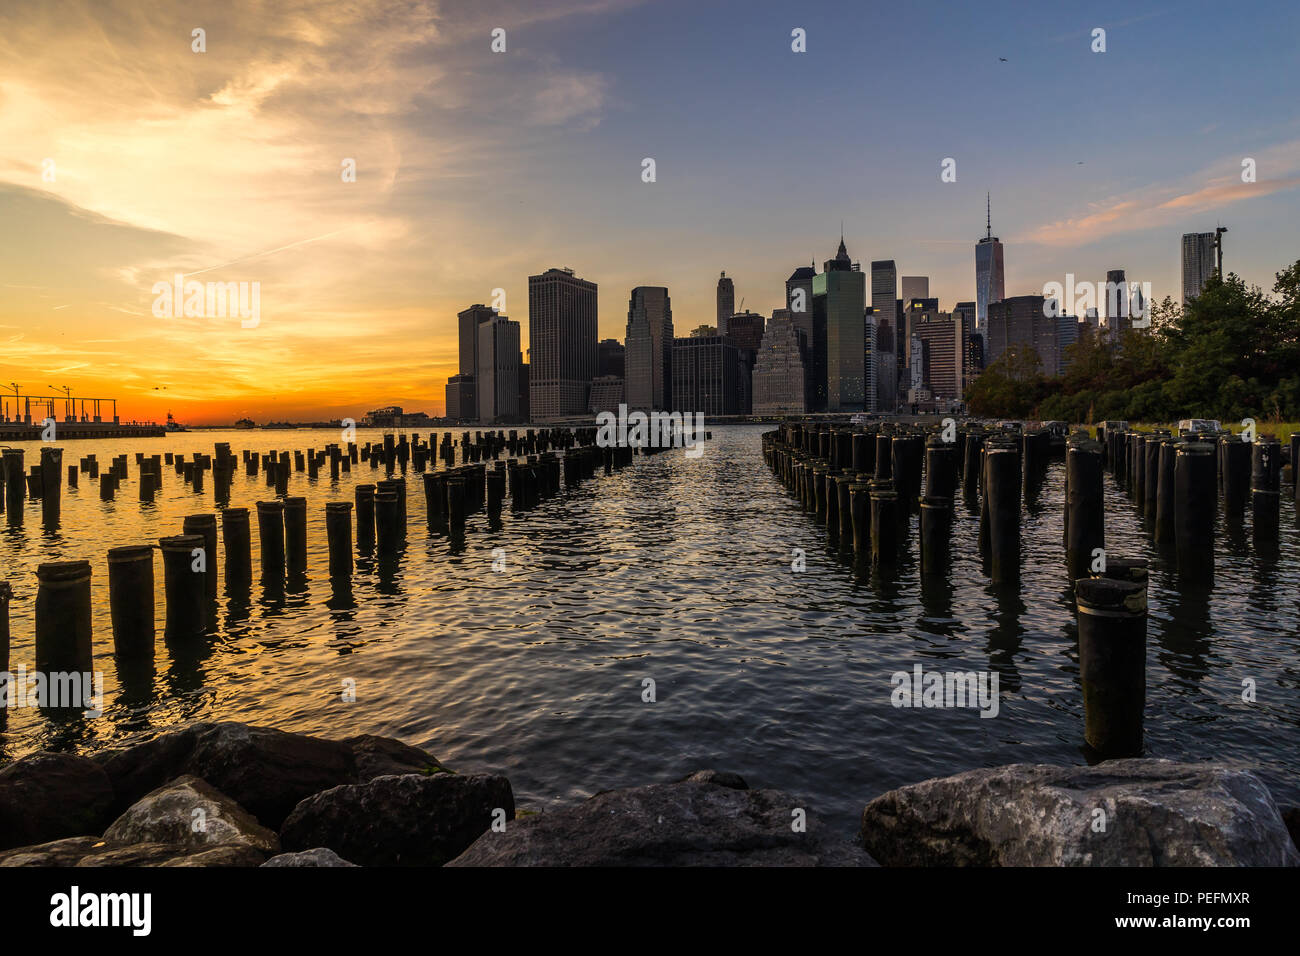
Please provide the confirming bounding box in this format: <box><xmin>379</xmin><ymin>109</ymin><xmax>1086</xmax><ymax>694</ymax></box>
<box><xmin>598</xmin><ymin>338</ymin><xmax>625</xmax><ymax>378</ymax></box>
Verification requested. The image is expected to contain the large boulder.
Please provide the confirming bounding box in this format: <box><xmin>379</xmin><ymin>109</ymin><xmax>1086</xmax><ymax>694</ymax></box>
<box><xmin>0</xmin><ymin>836</ymin><xmax>105</xmax><ymax>867</ymax></box>
<box><xmin>157</xmin><ymin>845</ymin><xmax>268</xmax><ymax>867</ymax></box>
<box><xmin>262</xmin><ymin>848</ymin><xmax>357</xmax><ymax>867</ymax></box>
<box><xmin>859</xmin><ymin>760</ymin><xmax>1300</xmax><ymax>866</ymax></box>
<box><xmin>343</xmin><ymin>734</ymin><xmax>443</xmax><ymax>780</ymax></box>
<box><xmin>103</xmin><ymin>776</ymin><xmax>279</xmax><ymax>854</ymax></box>
<box><xmin>75</xmin><ymin>842</ymin><xmax>265</xmax><ymax>867</ymax></box>
<box><xmin>0</xmin><ymin>753</ymin><xmax>115</xmax><ymax>850</ymax></box>
<box><xmin>281</xmin><ymin>772</ymin><xmax>513</xmax><ymax>866</ymax></box>
<box><xmin>449</xmin><ymin>772</ymin><xmax>874</xmax><ymax>866</ymax></box>
<box><xmin>98</xmin><ymin>722</ymin><xmax>357</xmax><ymax>828</ymax></box>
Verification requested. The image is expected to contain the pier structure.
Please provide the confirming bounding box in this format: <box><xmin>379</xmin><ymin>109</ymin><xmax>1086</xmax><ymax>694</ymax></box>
<box><xmin>762</xmin><ymin>418</ymin><xmax>1295</xmax><ymax>762</ymax></box>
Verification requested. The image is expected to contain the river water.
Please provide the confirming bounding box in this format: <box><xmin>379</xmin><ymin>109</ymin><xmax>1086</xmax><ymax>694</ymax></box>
<box><xmin>1</xmin><ymin>425</ymin><xmax>1298</xmax><ymax>834</ymax></box>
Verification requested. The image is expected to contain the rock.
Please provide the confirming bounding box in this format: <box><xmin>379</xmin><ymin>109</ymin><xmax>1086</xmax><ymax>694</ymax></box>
<box><xmin>94</xmin><ymin>724</ymin><xmax>208</xmax><ymax>815</ymax></box>
<box><xmin>261</xmin><ymin>848</ymin><xmax>358</xmax><ymax>867</ymax></box>
<box><xmin>74</xmin><ymin>841</ymin><xmax>264</xmax><ymax>867</ymax></box>
<box><xmin>99</xmin><ymin>722</ymin><xmax>357</xmax><ymax>828</ymax></box>
<box><xmin>344</xmin><ymin>734</ymin><xmax>443</xmax><ymax>780</ymax></box>
<box><xmin>0</xmin><ymin>753</ymin><xmax>116</xmax><ymax>850</ymax></box>
<box><xmin>449</xmin><ymin>772</ymin><xmax>873</xmax><ymax>866</ymax></box>
<box><xmin>859</xmin><ymin>760</ymin><xmax>1300</xmax><ymax>866</ymax></box>
<box><xmin>281</xmin><ymin>772</ymin><xmax>513</xmax><ymax>866</ymax></box>
<box><xmin>103</xmin><ymin>775</ymin><xmax>279</xmax><ymax>854</ymax></box>
<box><xmin>0</xmin><ymin>836</ymin><xmax>105</xmax><ymax>867</ymax></box>
<box><xmin>679</xmin><ymin>770</ymin><xmax>748</xmax><ymax>790</ymax></box>
<box><xmin>157</xmin><ymin>845</ymin><xmax>268</xmax><ymax>867</ymax></box>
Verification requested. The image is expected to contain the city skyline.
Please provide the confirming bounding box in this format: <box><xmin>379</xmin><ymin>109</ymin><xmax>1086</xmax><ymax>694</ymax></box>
<box><xmin>3</xmin><ymin>0</ymin><xmax>1298</xmax><ymax>423</ymax></box>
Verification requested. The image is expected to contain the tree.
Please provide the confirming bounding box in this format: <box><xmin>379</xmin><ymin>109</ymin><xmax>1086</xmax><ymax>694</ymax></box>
<box><xmin>987</xmin><ymin>259</ymin><xmax>1300</xmax><ymax>424</ymax></box>
<box><xmin>966</xmin><ymin>344</ymin><xmax>1045</xmax><ymax>418</ymax></box>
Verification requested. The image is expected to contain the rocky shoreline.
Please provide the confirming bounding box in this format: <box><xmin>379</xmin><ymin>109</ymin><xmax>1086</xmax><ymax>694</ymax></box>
<box><xmin>1</xmin><ymin>721</ymin><xmax>1296</xmax><ymax>866</ymax></box>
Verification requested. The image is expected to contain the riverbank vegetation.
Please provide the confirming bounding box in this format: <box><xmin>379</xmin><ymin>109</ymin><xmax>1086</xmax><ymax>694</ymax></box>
<box><xmin>966</xmin><ymin>260</ymin><xmax>1300</xmax><ymax>424</ymax></box>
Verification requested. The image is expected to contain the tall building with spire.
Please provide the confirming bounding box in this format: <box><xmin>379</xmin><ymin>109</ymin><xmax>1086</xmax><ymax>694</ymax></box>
<box><xmin>625</xmin><ymin>286</ymin><xmax>673</xmax><ymax>412</ymax></box>
<box><xmin>975</xmin><ymin>194</ymin><xmax>1005</xmax><ymax>332</ymax></box>
<box><xmin>814</xmin><ymin>235</ymin><xmax>866</xmax><ymax>411</ymax></box>
<box><xmin>716</xmin><ymin>271</ymin><xmax>735</xmax><ymax>335</ymax></box>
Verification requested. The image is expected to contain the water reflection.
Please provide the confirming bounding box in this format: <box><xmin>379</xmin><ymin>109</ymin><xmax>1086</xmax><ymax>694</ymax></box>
<box><xmin>0</xmin><ymin>427</ymin><xmax>1296</xmax><ymax>834</ymax></box>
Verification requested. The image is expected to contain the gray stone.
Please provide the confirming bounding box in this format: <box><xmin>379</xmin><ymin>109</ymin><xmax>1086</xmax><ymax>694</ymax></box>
<box><xmin>99</xmin><ymin>722</ymin><xmax>357</xmax><ymax>828</ymax></box>
<box><xmin>103</xmin><ymin>775</ymin><xmax>279</xmax><ymax>854</ymax></box>
<box><xmin>261</xmin><ymin>847</ymin><xmax>358</xmax><ymax>867</ymax></box>
<box><xmin>0</xmin><ymin>752</ymin><xmax>116</xmax><ymax>851</ymax></box>
<box><xmin>0</xmin><ymin>836</ymin><xmax>104</xmax><ymax>867</ymax></box>
<box><xmin>281</xmin><ymin>772</ymin><xmax>513</xmax><ymax>866</ymax></box>
<box><xmin>449</xmin><ymin>772</ymin><xmax>874</xmax><ymax>866</ymax></box>
<box><xmin>344</xmin><ymin>734</ymin><xmax>444</xmax><ymax>780</ymax></box>
<box><xmin>859</xmin><ymin>759</ymin><xmax>1300</xmax><ymax>866</ymax></box>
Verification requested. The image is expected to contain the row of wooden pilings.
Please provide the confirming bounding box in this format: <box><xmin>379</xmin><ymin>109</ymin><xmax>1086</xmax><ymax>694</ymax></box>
<box><xmin>759</xmin><ymin>420</ymin><xmax>1293</xmax><ymax>761</ymax></box>
<box><xmin>0</xmin><ymin>426</ymin><xmax>623</xmax><ymax>528</ymax></box>
<box><xmin>1096</xmin><ymin>424</ymin><xmax>1298</xmax><ymax>574</ymax></box>
<box><xmin>0</xmin><ymin>428</ymin><xmax>665</xmax><ymax>705</ymax></box>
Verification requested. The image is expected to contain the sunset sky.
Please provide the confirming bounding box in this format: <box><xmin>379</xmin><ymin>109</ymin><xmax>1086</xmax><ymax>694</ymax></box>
<box><xmin>2</xmin><ymin>0</ymin><xmax>1297</xmax><ymax>424</ymax></box>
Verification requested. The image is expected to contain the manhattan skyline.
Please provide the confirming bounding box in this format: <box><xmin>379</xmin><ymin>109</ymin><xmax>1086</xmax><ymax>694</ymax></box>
<box><xmin>2</xmin><ymin>0</ymin><xmax>1298</xmax><ymax>424</ymax></box>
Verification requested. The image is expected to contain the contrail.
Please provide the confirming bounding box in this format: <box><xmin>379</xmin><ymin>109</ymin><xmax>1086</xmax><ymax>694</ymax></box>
<box><xmin>183</xmin><ymin>227</ymin><xmax>356</xmax><ymax>278</ymax></box>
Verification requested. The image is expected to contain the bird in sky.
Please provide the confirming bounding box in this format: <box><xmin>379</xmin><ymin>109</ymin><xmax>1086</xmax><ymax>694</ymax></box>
<box><xmin>999</xmin><ymin>57</ymin><xmax>1008</xmax><ymax>62</ymax></box>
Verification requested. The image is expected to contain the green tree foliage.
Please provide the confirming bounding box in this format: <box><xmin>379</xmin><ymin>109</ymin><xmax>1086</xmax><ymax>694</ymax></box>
<box><xmin>966</xmin><ymin>259</ymin><xmax>1300</xmax><ymax>423</ymax></box>
<box><xmin>965</xmin><ymin>343</ymin><xmax>1045</xmax><ymax>418</ymax></box>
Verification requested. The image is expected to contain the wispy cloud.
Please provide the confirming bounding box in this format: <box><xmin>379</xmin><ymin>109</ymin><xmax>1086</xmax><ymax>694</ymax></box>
<box><xmin>1020</xmin><ymin>139</ymin><xmax>1300</xmax><ymax>245</ymax></box>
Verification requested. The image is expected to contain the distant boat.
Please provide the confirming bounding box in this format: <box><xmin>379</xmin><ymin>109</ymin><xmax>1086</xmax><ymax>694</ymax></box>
<box><xmin>165</xmin><ymin>411</ymin><xmax>188</xmax><ymax>432</ymax></box>
<box><xmin>850</xmin><ymin>413</ymin><xmax>877</xmax><ymax>425</ymax></box>
<box><xmin>235</xmin><ymin>418</ymin><xmax>256</xmax><ymax>429</ymax></box>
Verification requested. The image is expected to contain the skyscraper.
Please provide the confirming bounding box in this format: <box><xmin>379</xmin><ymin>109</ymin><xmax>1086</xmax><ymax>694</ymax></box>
<box><xmin>528</xmin><ymin>267</ymin><xmax>597</xmax><ymax>422</ymax></box>
<box><xmin>871</xmin><ymin>260</ymin><xmax>898</xmax><ymax>412</ymax></box>
<box><xmin>975</xmin><ymin>195</ymin><xmax>1005</xmax><ymax>332</ymax></box>
<box><xmin>723</xmin><ymin>311</ymin><xmax>766</xmax><ymax>353</ymax></box>
<box><xmin>985</xmin><ymin>295</ymin><xmax>1069</xmax><ymax>377</ymax></box>
<box><xmin>901</xmin><ymin>276</ymin><xmax>929</xmax><ymax>304</ymax></box>
<box><xmin>625</xmin><ymin>286</ymin><xmax>673</xmax><ymax>412</ymax></box>
<box><xmin>598</xmin><ymin>338</ymin><xmax>625</xmax><ymax>379</ymax></box>
<box><xmin>477</xmin><ymin>313</ymin><xmax>521</xmax><ymax>423</ymax></box>
<box><xmin>786</xmin><ymin>264</ymin><xmax>821</xmax><ymax>412</ymax></box>
<box><xmin>673</xmin><ymin>334</ymin><xmax>740</xmax><ymax>416</ymax></box>
<box><xmin>445</xmin><ymin>375</ymin><xmax>475</xmax><ymax>421</ymax></box>
<box><xmin>753</xmin><ymin>312</ymin><xmax>807</xmax><ymax>416</ymax></box>
<box><xmin>451</xmin><ymin>303</ymin><xmax>496</xmax><ymax>420</ymax></box>
<box><xmin>716</xmin><ymin>271</ymin><xmax>735</xmax><ymax>335</ymax></box>
<box><xmin>1105</xmin><ymin>268</ymin><xmax>1128</xmax><ymax>337</ymax></box>
<box><xmin>1182</xmin><ymin>232</ymin><xmax>1218</xmax><ymax>303</ymax></box>
<box><xmin>862</xmin><ymin>308</ymin><xmax>878</xmax><ymax>413</ymax></box>
<box><xmin>458</xmin><ymin>304</ymin><xmax>496</xmax><ymax>376</ymax></box>
<box><xmin>814</xmin><ymin>236</ymin><xmax>866</xmax><ymax>411</ymax></box>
